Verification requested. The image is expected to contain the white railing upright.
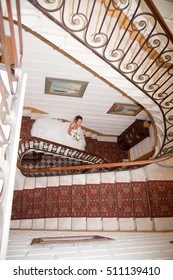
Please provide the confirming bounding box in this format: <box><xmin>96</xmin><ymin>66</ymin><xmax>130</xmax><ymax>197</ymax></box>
<box><xmin>0</xmin><ymin>0</ymin><xmax>26</xmax><ymax>259</ymax></box>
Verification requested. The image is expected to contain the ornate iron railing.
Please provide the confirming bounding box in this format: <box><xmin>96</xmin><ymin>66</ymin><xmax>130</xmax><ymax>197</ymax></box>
<box><xmin>27</xmin><ymin>0</ymin><xmax>173</xmax><ymax>158</ymax></box>
<box><xmin>18</xmin><ymin>136</ymin><xmax>105</xmax><ymax>165</ymax></box>
<box><xmin>17</xmin><ymin>137</ymin><xmax>173</xmax><ymax>177</ymax></box>
<box><xmin>17</xmin><ymin>136</ymin><xmax>107</xmax><ymax>176</ymax></box>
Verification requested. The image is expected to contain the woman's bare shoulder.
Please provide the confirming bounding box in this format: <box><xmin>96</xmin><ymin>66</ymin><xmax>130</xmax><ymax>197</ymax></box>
<box><xmin>69</xmin><ymin>122</ymin><xmax>75</xmax><ymax>128</ymax></box>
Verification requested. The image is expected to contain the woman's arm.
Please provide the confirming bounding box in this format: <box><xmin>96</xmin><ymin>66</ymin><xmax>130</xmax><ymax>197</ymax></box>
<box><xmin>68</xmin><ymin>122</ymin><xmax>75</xmax><ymax>135</ymax></box>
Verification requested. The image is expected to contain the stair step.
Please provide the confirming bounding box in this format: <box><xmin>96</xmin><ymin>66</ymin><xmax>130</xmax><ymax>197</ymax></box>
<box><xmin>12</xmin><ymin>217</ymin><xmax>169</xmax><ymax>231</ymax></box>
<box><xmin>84</xmin><ymin>131</ymin><xmax>92</xmax><ymax>137</ymax></box>
<box><xmin>22</xmin><ymin>109</ymin><xmax>32</xmax><ymax>117</ymax></box>
<box><xmin>30</xmin><ymin>112</ymin><xmax>43</xmax><ymax>120</ymax></box>
<box><xmin>12</xmin><ymin>166</ymin><xmax>173</xmax><ymax>232</ymax></box>
<box><xmin>97</xmin><ymin>135</ymin><xmax>117</xmax><ymax>142</ymax></box>
<box><xmin>91</xmin><ymin>133</ymin><xmax>98</xmax><ymax>139</ymax></box>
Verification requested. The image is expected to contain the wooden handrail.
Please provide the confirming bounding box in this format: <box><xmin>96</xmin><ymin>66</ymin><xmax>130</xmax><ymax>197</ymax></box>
<box><xmin>6</xmin><ymin>0</ymin><xmax>18</xmax><ymax>67</ymax></box>
<box><xmin>17</xmin><ymin>151</ymin><xmax>173</xmax><ymax>174</ymax></box>
<box><xmin>18</xmin><ymin>136</ymin><xmax>106</xmax><ymax>164</ymax></box>
<box><xmin>0</xmin><ymin>1</ymin><xmax>14</xmax><ymax>94</ymax></box>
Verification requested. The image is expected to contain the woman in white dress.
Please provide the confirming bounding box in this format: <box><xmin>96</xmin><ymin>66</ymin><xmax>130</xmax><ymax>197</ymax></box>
<box><xmin>30</xmin><ymin>115</ymin><xmax>86</xmax><ymax>151</ymax></box>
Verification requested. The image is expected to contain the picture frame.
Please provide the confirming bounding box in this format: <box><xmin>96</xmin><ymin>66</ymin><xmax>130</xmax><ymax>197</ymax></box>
<box><xmin>107</xmin><ymin>103</ymin><xmax>143</xmax><ymax>116</ymax></box>
<box><xmin>44</xmin><ymin>77</ymin><xmax>88</xmax><ymax>98</ymax></box>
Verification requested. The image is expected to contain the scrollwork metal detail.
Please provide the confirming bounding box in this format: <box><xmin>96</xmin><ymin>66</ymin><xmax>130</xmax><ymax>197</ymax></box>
<box><xmin>36</xmin><ymin>0</ymin><xmax>63</xmax><ymax>12</ymax></box>
<box><xmin>110</xmin><ymin>0</ymin><xmax>130</xmax><ymax>11</ymax></box>
<box><xmin>27</xmin><ymin>0</ymin><xmax>173</xmax><ymax>158</ymax></box>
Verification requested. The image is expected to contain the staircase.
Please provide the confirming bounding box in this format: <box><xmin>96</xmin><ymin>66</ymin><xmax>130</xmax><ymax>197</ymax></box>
<box><xmin>11</xmin><ymin>166</ymin><xmax>173</xmax><ymax>232</ymax></box>
<box><xmin>12</xmin><ymin>110</ymin><xmax>173</xmax><ymax>232</ymax></box>
<box><xmin>1</xmin><ymin>0</ymin><xmax>173</xmax><ymax>260</ymax></box>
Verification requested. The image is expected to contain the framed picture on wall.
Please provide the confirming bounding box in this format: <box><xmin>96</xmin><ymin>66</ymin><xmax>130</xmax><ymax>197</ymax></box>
<box><xmin>45</xmin><ymin>77</ymin><xmax>88</xmax><ymax>98</ymax></box>
<box><xmin>107</xmin><ymin>103</ymin><xmax>143</xmax><ymax>116</ymax></box>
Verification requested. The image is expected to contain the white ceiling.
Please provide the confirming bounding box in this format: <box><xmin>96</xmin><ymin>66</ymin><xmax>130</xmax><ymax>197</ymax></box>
<box><xmin>11</xmin><ymin>0</ymin><xmax>173</xmax><ymax>136</ymax></box>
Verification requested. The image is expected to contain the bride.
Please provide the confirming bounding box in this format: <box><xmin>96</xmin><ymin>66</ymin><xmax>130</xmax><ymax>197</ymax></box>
<box><xmin>30</xmin><ymin>115</ymin><xmax>86</xmax><ymax>151</ymax></box>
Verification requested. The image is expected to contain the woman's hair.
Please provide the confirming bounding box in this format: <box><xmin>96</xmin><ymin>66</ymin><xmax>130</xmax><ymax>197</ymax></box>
<box><xmin>74</xmin><ymin>115</ymin><xmax>83</xmax><ymax>122</ymax></box>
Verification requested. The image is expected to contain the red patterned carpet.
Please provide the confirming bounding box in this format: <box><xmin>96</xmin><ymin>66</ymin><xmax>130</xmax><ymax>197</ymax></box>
<box><xmin>11</xmin><ymin>181</ymin><xmax>173</xmax><ymax>220</ymax></box>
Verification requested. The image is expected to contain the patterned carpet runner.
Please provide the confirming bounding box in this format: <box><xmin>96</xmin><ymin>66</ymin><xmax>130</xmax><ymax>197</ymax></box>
<box><xmin>11</xmin><ymin>181</ymin><xmax>173</xmax><ymax>220</ymax></box>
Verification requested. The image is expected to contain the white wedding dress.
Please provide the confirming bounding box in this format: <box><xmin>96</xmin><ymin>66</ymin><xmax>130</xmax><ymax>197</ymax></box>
<box><xmin>30</xmin><ymin>116</ymin><xmax>86</xmax><ymax>151</ymax></box>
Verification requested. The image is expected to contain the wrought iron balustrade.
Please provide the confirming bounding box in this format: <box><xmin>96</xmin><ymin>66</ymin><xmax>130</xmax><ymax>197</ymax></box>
<box><xmin>18</xmin><ymin>136</ymin><xmax>105</xmax><ymax>164</ymax></box>
<box><xmin>17</xmin><ymin>136</ymin><xmax>107</xmax><ymax>176</ymax></box>
<box><xmin>17</xmin><ymin>136</ymin><xmax>173</xmax><ymax>177</ymax></box>
<box><xmin>27</xmin><ymin>0</ymin><xmax>173</xmax><ymax>158</ymax></box>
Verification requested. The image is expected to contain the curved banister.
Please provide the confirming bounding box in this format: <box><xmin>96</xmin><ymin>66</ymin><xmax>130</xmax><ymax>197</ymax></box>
<box><xmin>18</xmin><ymin>136</ymin><xmax>106</xmax><ymax>164</ymax></box>
<box><xmin>17</xmin><ymin>151</ymin><xmax>173</xmax><ymax>176</ymax></box>
<box><xmin>17</xmin><ymin>136</ymin><xmax>173</xmax><ymax>177</ymax></box>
